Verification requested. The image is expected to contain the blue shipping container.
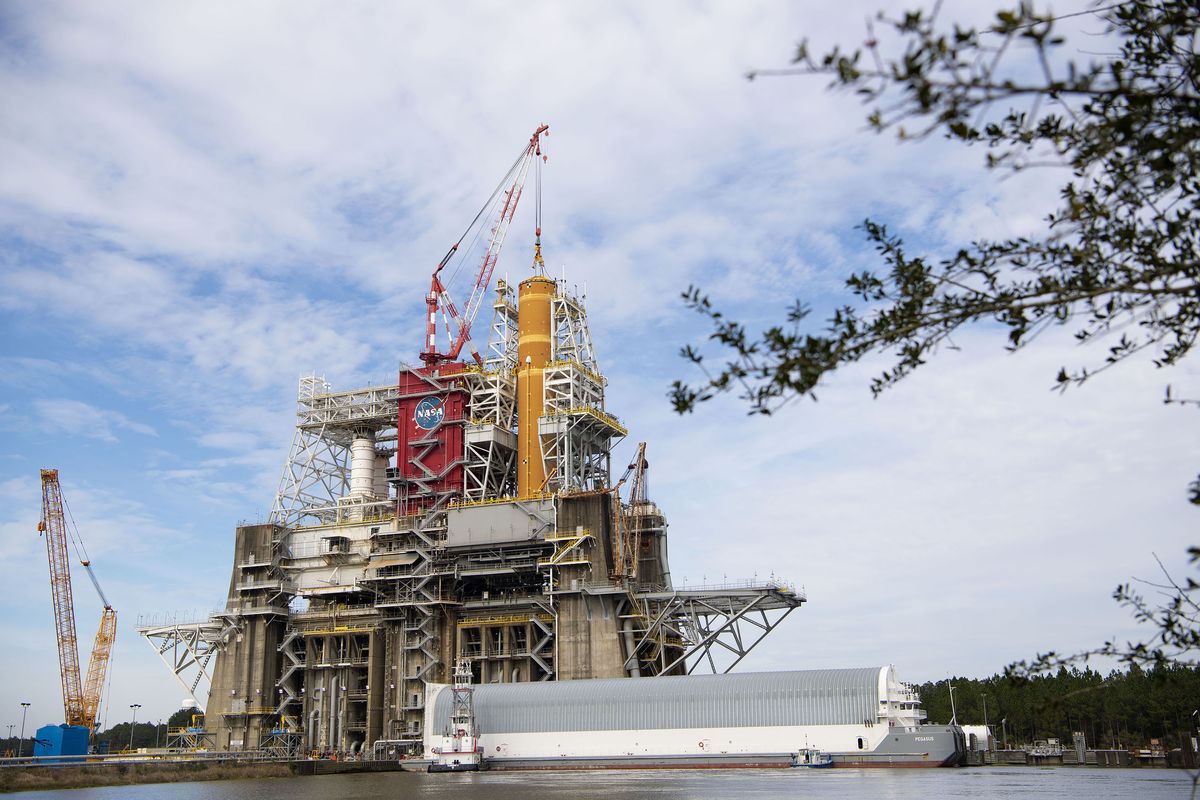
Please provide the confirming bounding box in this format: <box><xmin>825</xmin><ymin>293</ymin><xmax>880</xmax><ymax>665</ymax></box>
<box><xmin>33</xmin><ymin>724</ymin><xmax>89</xmax><ymax>758</ymax></box>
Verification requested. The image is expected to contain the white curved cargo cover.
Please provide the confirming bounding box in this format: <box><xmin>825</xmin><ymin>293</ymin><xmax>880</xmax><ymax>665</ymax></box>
<box><xmin>430</xmin><ymin>667</ymin><xmax>883</xmax><ymax>734</ymax></box>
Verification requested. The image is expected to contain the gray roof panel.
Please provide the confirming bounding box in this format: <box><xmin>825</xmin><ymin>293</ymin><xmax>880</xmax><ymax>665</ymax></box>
<box><xmin>430</xmin><ymin>668</ymin><xmax>883</xmax><ymax>735</ymax></box>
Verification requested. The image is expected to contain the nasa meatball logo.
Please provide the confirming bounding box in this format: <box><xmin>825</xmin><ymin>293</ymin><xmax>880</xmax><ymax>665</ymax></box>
<box><xmin>414</xmin><ymin>397</ymin><xmax>445</xmax><ymax>430</ymax></box>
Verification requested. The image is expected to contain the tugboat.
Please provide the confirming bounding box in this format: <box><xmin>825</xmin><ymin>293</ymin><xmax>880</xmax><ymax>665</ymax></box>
<box><xmin>428</xmin><ymin>661</ymin><xmax>485</xmax><ymax>773</ymax></box>
<box><xmin>792</xmin><ymin>748</ymin><xmax>834</xmax><ymax>768</ymax></box>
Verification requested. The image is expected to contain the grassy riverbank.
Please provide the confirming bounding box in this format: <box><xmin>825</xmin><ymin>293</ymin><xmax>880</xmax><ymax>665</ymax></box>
<box><xmin>0</xmin><ymin>761</ymin><xmax>293</xmax><ymax>793</ymax></box>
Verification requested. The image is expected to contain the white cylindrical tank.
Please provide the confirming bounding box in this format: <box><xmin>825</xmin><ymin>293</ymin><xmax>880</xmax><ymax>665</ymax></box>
<box><xmin>350</xmin><ymin>431</ymin><xmax>377</xmax><ymax>499</ymax></box>
<box><xmin>373</xmin><ymin>452</ymin><xmax>389</xmax><ymax>499</ymax></box>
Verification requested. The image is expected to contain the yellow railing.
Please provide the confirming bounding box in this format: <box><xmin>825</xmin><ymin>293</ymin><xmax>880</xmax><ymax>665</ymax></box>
<box><xmin>457</xmin><ymin>613</ymin><xmax>554</xmax><ymax>627</ymax></box>
<box><xmin>298</xmin><ymin>625</ymin><xmax>377</xmax><ymax>636</ymax></box>
<box><xmin>545</xmin><ymin>527</ymin><xmax>591</xmax><ymax>542</ymax></box>
<box><xmin>544</xmin><ymin>406</ymin><xmax>628</xmax><ymax>435</ymax></box>
<box><xmin>544</xmin><ymin>358</ymin><xmax>606</xmax><ymax>386</ymax></box>
<box><xmin>460</xmin><ymin>365</ymin><xmax>512</xmax><ymax>378</ymax></box>
<box><xmin>223</xmin><ymin>707</ymin><xmax>276</xmax><ymax>716</ymax></box>
<box><xmin>466</xmin><ymin>418</ymin><xmax>515</xmax><ymax>428</ymax></box>
<box><xmin>539</xmin><ymin>528</ymin><xmax>592</xmax><ymax>566</ymax></box>
<box><xmin>449</xmin><ymin>491</ymin><xmax>554</xmax><ymax>510</ymax></box>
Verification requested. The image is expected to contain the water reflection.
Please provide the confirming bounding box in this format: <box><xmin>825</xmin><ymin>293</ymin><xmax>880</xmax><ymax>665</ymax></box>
<box><xmin>14</xmin><ymin>767</ymin><xmax>1192</xmax><ymax>800</ymax></box>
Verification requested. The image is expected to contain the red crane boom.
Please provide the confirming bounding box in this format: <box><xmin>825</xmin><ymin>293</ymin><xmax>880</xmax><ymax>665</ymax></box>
<box><xmin>421</xmin><ymin>123</ymin><xmax>549</xmax><ymax>365</ymax></box>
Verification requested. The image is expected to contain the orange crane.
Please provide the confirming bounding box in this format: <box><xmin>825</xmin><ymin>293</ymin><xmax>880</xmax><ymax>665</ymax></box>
<box><xmin>38</xmin><ymin>469</ymin><xmax>117</xmax><ymax>733</ymax></box>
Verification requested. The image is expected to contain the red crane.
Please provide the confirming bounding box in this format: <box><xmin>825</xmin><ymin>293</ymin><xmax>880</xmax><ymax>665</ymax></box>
<box><xmin>421</xmin><ymin>124</ymin><xmax>549</xmax><ymax>365</ymax></box>
<box><xmin>38</xmin><ymin>469</ymin><xmax>118</xmax><ymax>733</ymax></box>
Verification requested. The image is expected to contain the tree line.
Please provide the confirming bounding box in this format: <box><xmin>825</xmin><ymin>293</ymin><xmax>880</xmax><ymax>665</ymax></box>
<box><xmin>918</xmin><ymin>664</ymin><xmax>1200</xmax><ymax>749</ymax></box>
<box><xmin>0</xmin><ymin>707</ymin><xmax>195</xmax><ymax>756</ymax></box>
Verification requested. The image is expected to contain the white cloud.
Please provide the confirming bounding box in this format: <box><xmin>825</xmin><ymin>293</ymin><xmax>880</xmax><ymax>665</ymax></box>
<box><xmin>29</xmin><ymin>398</ymin><xmax>157</xmax><ymax>442</ymax></box>
<box><xmin>0</xmin><ymin>0</ymin><xmax>1192</xmax><ymax>720</ymax></box>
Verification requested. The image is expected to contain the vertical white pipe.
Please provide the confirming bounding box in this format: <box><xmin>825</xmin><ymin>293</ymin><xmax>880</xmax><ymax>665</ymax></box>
<box><xmin>349</xmin><ymin>431</ymin><xmax>377</xmax><ymax>500</ymax></box>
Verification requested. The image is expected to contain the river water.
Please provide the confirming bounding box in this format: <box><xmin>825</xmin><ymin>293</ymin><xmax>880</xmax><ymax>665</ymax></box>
<box><xmin>14</xmin><ymin>767</ymin><xmax>1195</xmax><ymax>800</ymax></box>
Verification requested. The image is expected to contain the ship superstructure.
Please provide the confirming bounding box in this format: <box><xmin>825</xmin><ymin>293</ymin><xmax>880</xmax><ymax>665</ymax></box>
<box><xmin>139</xmin><ymin>127</ymin><xmax>805</xmax><ymax>757</ymax></box>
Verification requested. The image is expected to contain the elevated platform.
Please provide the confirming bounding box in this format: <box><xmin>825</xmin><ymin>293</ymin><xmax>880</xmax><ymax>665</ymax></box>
<box><xmin>296</xmin><ymin>383</ymin><xmax>401</xmax><ymax>444</ymax></box>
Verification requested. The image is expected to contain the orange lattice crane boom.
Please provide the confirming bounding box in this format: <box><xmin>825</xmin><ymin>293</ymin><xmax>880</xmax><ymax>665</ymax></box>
<box><xmin>38</xmin><ymin>469</ymin><xmax>117</xmax><ymax>733</ymax></box>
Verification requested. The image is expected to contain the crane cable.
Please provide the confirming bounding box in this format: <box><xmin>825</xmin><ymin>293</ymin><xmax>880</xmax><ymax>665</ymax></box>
<box><xmin>60</xmin><ymin>490</ymin><xmax>113</xmax><ymax>610</ymax></box>
<box><xmin>533</xmin><ymin>152</ymin><xmax>545</xmax><ymax>275</ymax></box>
<box><xmin>442</xmin><ymin>144</ymin><xmax>535</xmax><ymax>292</ymax></box>
<box><xmin>445</xmin><ymin>177</ymin><xmax>505</xmax><ymax>291</ymax></box>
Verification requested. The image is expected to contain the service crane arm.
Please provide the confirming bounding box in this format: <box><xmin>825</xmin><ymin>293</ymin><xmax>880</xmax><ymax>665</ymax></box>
<box><xmin>421</xmin><ymin>123</ymin><xmax>550</xmax><ymax>365</ymax></box>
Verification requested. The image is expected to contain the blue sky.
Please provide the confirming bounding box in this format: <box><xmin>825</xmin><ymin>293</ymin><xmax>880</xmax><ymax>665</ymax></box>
<box><xmin>1</xmin><ymin>1</ymin><xmax>1196</xmax><ymax>733</ymax></box>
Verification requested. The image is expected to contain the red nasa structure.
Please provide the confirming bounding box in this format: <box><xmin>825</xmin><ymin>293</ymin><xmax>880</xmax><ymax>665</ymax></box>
<box><xmin>395</xmin><ymin>363</ymin><xmax>469</xmax><ymax>515</ymax></box>
<box><xmin>393</xmin><ymin>125</ymin><xmax>549</xmax><ymax>516</ymax></box>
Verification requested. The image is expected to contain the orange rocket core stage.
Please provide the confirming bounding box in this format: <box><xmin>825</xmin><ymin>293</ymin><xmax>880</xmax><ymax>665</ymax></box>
<box><xmin>516</xmin><ymin>275</ymin><xmax>555</xmax><ymax>497</ymax></box>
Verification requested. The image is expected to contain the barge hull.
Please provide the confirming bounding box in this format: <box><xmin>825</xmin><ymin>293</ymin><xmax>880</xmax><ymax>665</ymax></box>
<box><xmin>482</xmin><ymin>751</ymin><xmax>956</xmax><ymax>769</ymax></box>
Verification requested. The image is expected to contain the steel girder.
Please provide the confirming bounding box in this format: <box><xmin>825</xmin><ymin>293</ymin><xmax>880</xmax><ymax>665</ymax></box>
<box><xmin>623</xmin><ymin>583</ymin><xmax>806</xmax><ymax>677</ymax></box>
<box><xmin>136</xmin><ymin>616</ymin><xmax>238</xmax><ymax>707</ymax></box>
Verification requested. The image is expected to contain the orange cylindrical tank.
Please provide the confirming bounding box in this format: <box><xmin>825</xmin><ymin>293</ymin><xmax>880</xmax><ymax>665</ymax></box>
<box><xmin>516</xmin><ymin>275</ymin><xmax>555</xmax><ymax>497</ymax></box>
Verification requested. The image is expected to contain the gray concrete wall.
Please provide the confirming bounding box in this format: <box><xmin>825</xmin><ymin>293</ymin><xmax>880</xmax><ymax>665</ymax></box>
<box><xmin>554</xmin><ymin>495</ymin><xmax>627</xmax><ymax>680</ymax></box>
<box><xmin>206</xmin><ymin>524</ymin><xmax>288</xmax><ymax>750</ymax></box>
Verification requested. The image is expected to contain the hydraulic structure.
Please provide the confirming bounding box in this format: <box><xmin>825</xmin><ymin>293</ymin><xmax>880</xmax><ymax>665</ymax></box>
<box><xmin>137</xmin><ymin>126</ymin><xmax>805</xmax><ymax>756</ymax></box>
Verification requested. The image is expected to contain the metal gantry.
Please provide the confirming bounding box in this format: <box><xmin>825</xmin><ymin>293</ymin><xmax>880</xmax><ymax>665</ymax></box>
<box><xmin>272</xmin><ymin>375</ymin><xmax>400</xmax><ymax>526</ymax></box>
<box><xmin>166</xmin><ymin>714</ymin><xmax>216</xmax><ymax>751</ymax></box>
<box><xmin>621</xmin><ymin>582</ymin><xmax>805</xmax><ymax>677</ymax></box>
<box><xmin>538</xmin><ymin>284</ymin><xmax>625</xmax><ymax>494</ymax></box>
<box><xmin>462</xmin><ymin>280</ymin><xmax>521</xmax><ymax>501</ymax></box>
<box><xmin>136</xmin><ymin>616</ymin><xmax>237</xmax><ymax>707</ymax></box>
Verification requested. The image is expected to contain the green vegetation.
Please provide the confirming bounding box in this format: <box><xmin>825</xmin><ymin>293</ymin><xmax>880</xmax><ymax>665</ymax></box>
<box><xmin>86</xmin><ymin>708</ymin><xmax>200</xmax><ymax>752</ymax></box>
<box><xmin>91</xmin><ymin>720</ymin><xmax>165</xmax><ymax>752</ymax></box>
<box><xmin>673</xmin><ymin>0</ymin><xmax>1200</xmax><ymax>678</ymax></box>
<box><xmin>674</xmin><ymin>0</ymin><xmax>1200</xmax><ymax>424</ymax></box>
<box><xmin>0</xmin><ymin>709</ymin><xmax>191</xmax><ymax>756</ymax></box>
<box><xmin>919</xmin><ymin>664</ymin><xmax>1200</xmax><ymax>748</ymax></box>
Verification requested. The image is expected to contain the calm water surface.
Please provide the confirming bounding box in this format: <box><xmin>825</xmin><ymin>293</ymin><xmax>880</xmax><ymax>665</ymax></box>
<box><xmin>15</xmin><ymin>768</ymin><xmax>1194</xmax><ymax>800</ymax></box>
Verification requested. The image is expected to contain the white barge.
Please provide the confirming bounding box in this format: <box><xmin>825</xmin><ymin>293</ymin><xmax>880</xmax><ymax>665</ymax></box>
<box><xmin>425</xmin><ymin>666</ymin><xmax>965</xmax><ymax>769</ymax></box>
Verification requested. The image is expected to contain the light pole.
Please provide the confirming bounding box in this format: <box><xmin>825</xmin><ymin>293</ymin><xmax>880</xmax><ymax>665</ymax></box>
<box><xmin>6</xmin><ymin>724</ymin><xmax>13</xmax><ymax>743</ymax></box>
<box><xmin>18</xmin><ymin>703</ymin><xmax>30</xmax><ymax>758</ymax></box>
<box><xmin>1001</xmin><ymin>718</ymin><xmax>1008</xmax><ymax>750</ymax></box>
<box><xmin>127</xmin><ymin>704</ymin><xmax>141</xmax><ymax>752</ymax></box>
<box><xmin>156</xmin><ymin>719</ymin><xmax>162</xmax><ymax>749</ymax></box>
<box><xmin>948</xmin><ymin>684</ymin><xmax>958</xmax><ymax>725</ymax></box>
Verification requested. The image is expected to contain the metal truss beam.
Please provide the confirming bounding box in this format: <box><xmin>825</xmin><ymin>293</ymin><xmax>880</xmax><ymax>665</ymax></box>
<box><xmin>136</xmin><ymin>616</ymin><xmax>238</xmax><ymax>707</ymax></box>
<box><xmin>624</xmin><ymin>583</ymin><xmax>805</xmax><ymax>677</ymax></box>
